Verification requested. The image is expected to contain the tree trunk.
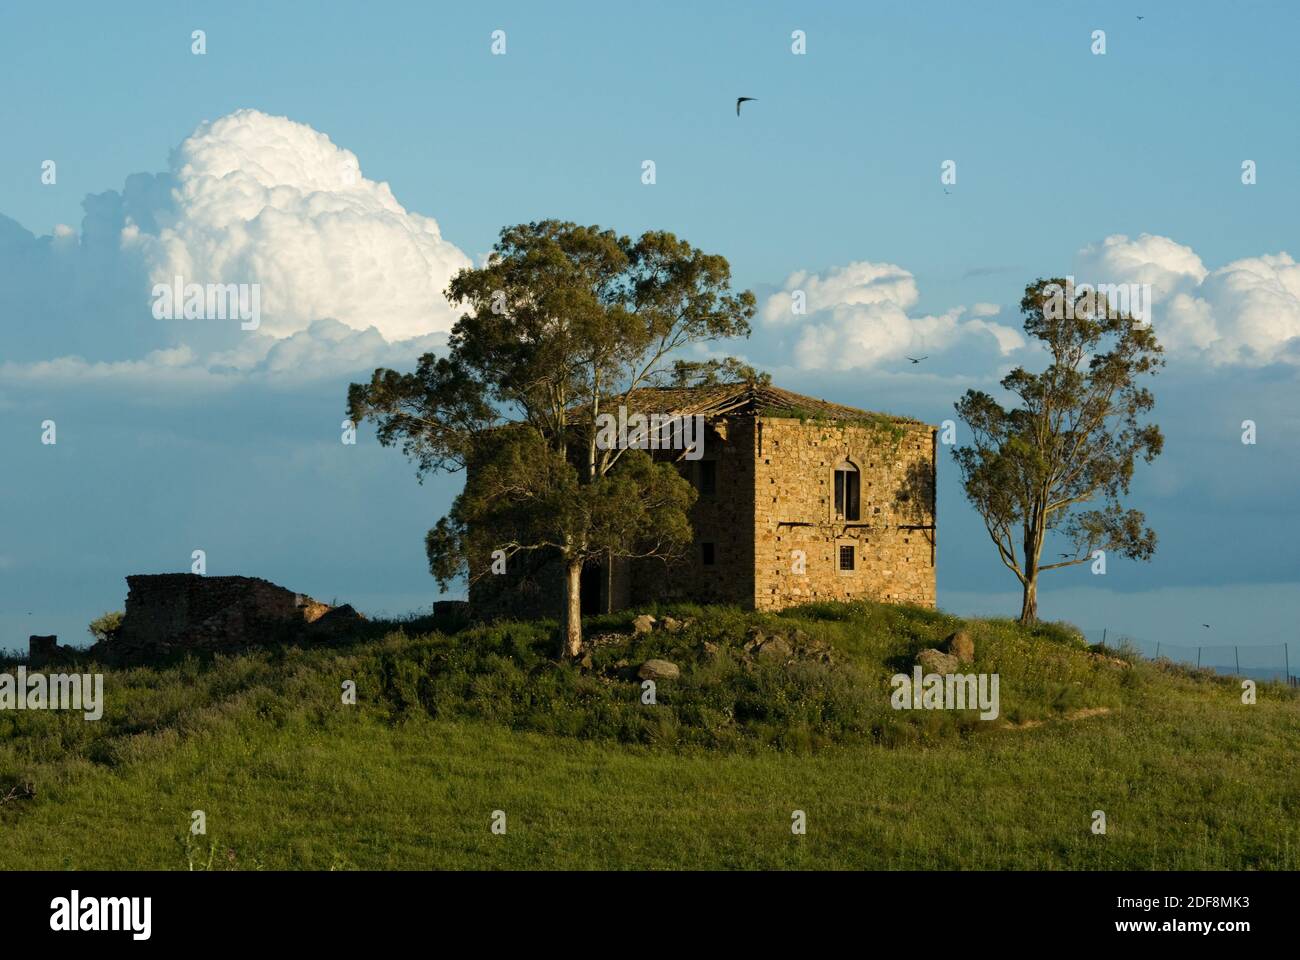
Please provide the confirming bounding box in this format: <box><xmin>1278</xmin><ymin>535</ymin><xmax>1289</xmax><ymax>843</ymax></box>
<box><xmin>561</xmin><ymin>557</ymin><xmax>583</xmax><ymax>659</ymax></box>
<box><xmin>1019</xmin><ymin>576</ymin><xmax>1038</xmax><ymax>625</ymax></box>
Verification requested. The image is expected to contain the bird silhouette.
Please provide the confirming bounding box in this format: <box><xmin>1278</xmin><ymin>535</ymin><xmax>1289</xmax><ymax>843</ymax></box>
<box><xmin>1137</xmin><ymin>15</ymin><xmax>1145</xmax><ymax>20</ymax></box>
<box><xmin>1059</xmin><ymin>553</ymin><xmax>1072</xmax><ymax>558</ymax></box>
<box><xmin>1203</xmin><ymin>624</ymin><xmax>1211</xmax><ymax>628</ymax></box>
<box><xmin>906</xmin><ymin>356</ymin><xmax>928</xmax><ymax>364</ymax></box>
<box><xmin>736</xmin><ymin>97</ymin><xmax>757</xmax><ymax>116</ymax></box>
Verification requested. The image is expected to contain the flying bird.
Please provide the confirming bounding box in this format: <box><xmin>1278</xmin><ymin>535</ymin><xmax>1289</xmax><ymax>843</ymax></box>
<box><xmin>1203</xmin><ymin>624</ymin><xmax>1211</xmax><ymax>629</ymax></box>
<box><xmin>736</xmin><ymin>97</ymin><xmax>757</xmax><ymax>116</ymax></box>
<box><xmin>1137</xmin><ymin>15</ymin><xmax>1145</xmax><ymax>20</ymax></box>
<box><xmin>906</xmin><ymin>356</ymin><xmax>928</xmax><ymax>364</ymax></box>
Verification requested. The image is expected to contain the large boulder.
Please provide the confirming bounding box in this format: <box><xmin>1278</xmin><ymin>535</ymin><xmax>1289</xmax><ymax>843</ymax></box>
<box><xmin>917</xmin><ymin>648</ymin><xmax>960</xmax><ymax>675</ymax></box>
<box><xmin>637</xmin><ymin>659</ymin><xmax>680</xmax><ymax>681</ymax></box>
<box><xmin>943</xmin><ymin>630</ymin><xmax>975</xmax><ymax>664</ymax></box>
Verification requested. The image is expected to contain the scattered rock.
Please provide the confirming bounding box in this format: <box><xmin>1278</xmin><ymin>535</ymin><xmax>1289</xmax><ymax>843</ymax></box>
<box><xmin>638</xmin><ymin>659</ymin><xmax>680</xmax><ymax>681</ymax></box>
<box><xmin>701</xmin><ymin>641</ymin><xmax>720</xmax><ymax>660</ymax></box>
<box><xmin>917</xmin><ymin>648</ymin><xmax>960</xmax><ymax>675</ymax></box>
<box><xmin>632</xmin><ymin>614</ymin><xmax>657</xmax><ymax>635</ymax></box>
<box><xmin>755</xmin><ymin>636</ymin><xmax>793</xmax><ymax>661</ymax></box>
<box><xmin>944</xmin><ymin>630</ymin><xmax>975</xmax><ymax>664</ymax></box>
<box><xmin>660</xmin><ymin>616</ymin><xmax>684</xmax><ymax>634</ymax></box>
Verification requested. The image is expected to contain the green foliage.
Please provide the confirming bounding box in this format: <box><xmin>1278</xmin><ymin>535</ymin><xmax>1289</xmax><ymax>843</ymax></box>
<box><xmin>428</xmin><ymin>430</ymin><xmax>696</xmax><ymax>592</ymax></box>
<box><xmin>87</xmin><ymin>611</ymin><xmax>124</xmax><ymax>644</ymax></box>
<box><xmin>953</xmin><ymin>277</ymin><xmax>1165</xmax><ymax>622</ymax></box>
<box><xmin>763</xmin><ymin>406</ymin><xmax>907</xmax><ymax>446</ymax></box>
<box><xmin>0</xmin><ymin>600</ymin><xmax>1296</xmax><ymax>869</ymax></box>
<box><xmin>348</xmin><ymin>220</ymin><xmax>757</xmax><ymax>653</ymax></box>
<box><xmin>670</xmin><ymin>357</ymin><xmax>770</xmax><ymax>387</ymax></box>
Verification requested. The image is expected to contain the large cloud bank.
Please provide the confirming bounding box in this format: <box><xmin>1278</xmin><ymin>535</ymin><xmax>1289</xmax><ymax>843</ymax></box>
<box><xmin>2</xmin><ymin>109</ymin><xmax>471</xmax><ymax>384</ymax></box>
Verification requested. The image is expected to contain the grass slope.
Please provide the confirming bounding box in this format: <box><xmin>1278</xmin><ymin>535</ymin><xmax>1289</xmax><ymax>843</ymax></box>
<box><xmin>1</xmin><ymin>601</ymin><xmax>1296</xmax><ymax>870</ymax></box>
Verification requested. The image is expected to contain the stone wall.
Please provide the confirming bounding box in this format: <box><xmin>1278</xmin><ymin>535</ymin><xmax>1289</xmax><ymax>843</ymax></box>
<box><xmin>112</xmin><ymin>574</ymin><xmax>345</xmax><ymax>661</ymax></box>
<box><xmin>469</xmin><ymin>549</ymin><xmax>567</xmax><ymax>621</ymax></box>
<box><xmin>630</xmin><ymin>418</ymin><xmax>756</xmax><ymax>606</ymax></box>
<box><xmin>752</xmin><ymin>417</ymin><xmax>936</xmax><ymax>610</ymax></box>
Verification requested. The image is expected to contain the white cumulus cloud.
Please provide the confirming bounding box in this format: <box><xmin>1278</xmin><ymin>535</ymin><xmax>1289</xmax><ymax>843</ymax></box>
<box><xmin>1075</xmin><ymin>233</ymin><xmax>1300</xmax><ymax>365</ymax></box>
<box><xmin>131</xmin><ymin>108</ymin><xmax>472</xmax><ymax>342</ymax></box>
<box><xmin>0</xmin><ymin>109</ymin><xmax>471</xmax><ymax>391</ymax></box>
<box><xmin>761</xmin><ymin>261</ymin><xmax>1025</xmax><ymax>371</ymax></box>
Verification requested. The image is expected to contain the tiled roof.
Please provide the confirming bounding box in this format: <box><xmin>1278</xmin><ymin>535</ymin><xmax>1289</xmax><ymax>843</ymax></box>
<box><xmin>618</xmin><ymin>383</ymin><xmax>926</xmax><ymax>425</ymax></box>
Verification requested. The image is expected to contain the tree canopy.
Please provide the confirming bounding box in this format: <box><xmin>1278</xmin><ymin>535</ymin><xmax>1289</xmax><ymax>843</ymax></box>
<box><xmin>348</xmin><ymin>220</ymin><xmax>756</xmax><ymax>655</ymax></box>
<box><xmin>952</xmin><ymin>277</ymin><xmax>1165</xmax><ymax>623</ymax></box>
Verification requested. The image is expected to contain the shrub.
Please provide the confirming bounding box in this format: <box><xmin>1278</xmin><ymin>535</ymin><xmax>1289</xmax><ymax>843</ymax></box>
<box><xmin>88</xmin><ymin>611</ymin><xmax>124</xmax><ymax>644</ymax></box>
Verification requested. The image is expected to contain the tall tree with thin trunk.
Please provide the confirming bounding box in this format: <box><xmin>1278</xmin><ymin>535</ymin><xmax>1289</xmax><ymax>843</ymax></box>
<box><xmin>952</xmin><ymin>277</ymin><xmax>1164</xmax><ymax>624</ymax></box>
<box><xmin>348</xmin><ymin>220</ymin><xmax>755</xmax><ymax>657</ymax></box>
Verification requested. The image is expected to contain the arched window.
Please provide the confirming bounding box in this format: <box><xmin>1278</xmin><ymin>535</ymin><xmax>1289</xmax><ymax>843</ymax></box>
<box><xmin>834</xmin><ymin>461</ymin><xmax>860</xmax><ymax>521</ymax></box>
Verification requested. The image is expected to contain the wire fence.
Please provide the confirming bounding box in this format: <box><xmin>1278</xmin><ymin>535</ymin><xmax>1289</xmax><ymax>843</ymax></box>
<box><xmin>1085</xmin><ymin>629</ymin><xmax>1296</xmax><ymax>685</ymax></box>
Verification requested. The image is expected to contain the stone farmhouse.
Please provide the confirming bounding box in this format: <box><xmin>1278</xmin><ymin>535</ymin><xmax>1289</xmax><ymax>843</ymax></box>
<box><xmin>471</xmin><ymin>382</ymin><xmax>937</xmax><ymax>618</ymax></box>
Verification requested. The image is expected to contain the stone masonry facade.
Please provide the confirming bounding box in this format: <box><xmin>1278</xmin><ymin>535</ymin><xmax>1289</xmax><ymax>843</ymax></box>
<box><xmin>752</xmin><ymin>416</ymin><xmax>935</xmax><ymax>609</ymax></box>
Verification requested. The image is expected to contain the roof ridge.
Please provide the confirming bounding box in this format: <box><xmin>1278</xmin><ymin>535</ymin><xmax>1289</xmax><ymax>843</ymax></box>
<box><xmin>619</xmin><ymin>381</ymin><xmax>926</xmax><ymax>425</ymax></box>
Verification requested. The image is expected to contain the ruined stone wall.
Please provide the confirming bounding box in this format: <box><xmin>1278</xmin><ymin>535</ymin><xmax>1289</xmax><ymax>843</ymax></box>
<box><xmin>752</xmin><ymin>417</ymin><xmax>936</xmax><ymax>610</ymax></box>
<box><xmin>117</xmin><ymin>574</ymin><xmax>321</xmax><ymax>652</ymax></box>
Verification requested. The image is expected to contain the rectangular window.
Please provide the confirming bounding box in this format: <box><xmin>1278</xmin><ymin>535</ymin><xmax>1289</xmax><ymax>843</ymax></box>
<box><xmin>701</xmin><ymin>542</ymin><xmax>716</xmax><ymax>566</ymax></box>
<box><xmin>698</xmin><ymin>460</ymin><xmax>717</xmax><ymax>496</ymax></box>
<box><xmin>839</xmin><ymin>544</ymin><xmax>855</xmax><ymax>571</ymax></box>
<box><xmin>834</xmin><ymin>468</ymin><xmax>860</xmax><ymax>520</ymax></box>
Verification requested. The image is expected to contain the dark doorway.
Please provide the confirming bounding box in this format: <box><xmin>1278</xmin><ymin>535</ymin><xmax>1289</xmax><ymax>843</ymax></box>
<box><xmin>580</xmin><ymin>560</ymin><xmax>604</xmax><ymax>615</ymax></box>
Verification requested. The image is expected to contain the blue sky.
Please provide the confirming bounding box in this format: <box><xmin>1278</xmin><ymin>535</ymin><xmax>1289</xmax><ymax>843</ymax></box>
<box><xmin>2</xmin><ymin>0</ymin><xmax>1299</xmax><ymax>652</ymax></box>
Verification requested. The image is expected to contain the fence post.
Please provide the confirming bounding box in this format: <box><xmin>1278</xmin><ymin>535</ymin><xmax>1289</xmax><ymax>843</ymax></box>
<box><xmin>1197</xmin><ymin>647</ymin><xmax>1201</xmax><ymax>667</ymax></box>
<box><xmin>1286</xmin><ymin>642</ymin><xmax>1290</xmax><ymax>684</ymax></box>
<box><xmin>1155</xmin><ymin>641</ymin><xmax>1160</xmax><ymax>659</ymax></box>
<box><xmin>1235</xmin><ymin>646</ymin><xmax>1240</xmax><ymax>675</ymax></box>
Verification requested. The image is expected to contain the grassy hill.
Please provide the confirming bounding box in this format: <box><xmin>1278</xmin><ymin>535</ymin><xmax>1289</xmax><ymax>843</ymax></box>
<box><xmin>1</xmin><ymin>600</ymin><xmax>1297</xmax><ymax>870</ymax></box>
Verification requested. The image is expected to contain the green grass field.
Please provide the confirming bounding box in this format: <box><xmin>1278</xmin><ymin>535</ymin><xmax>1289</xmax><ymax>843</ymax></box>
<box><xmin>2</xmin><ymin>601</ymin><xmax>1297</xmax><ymax>870</ymax></box>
